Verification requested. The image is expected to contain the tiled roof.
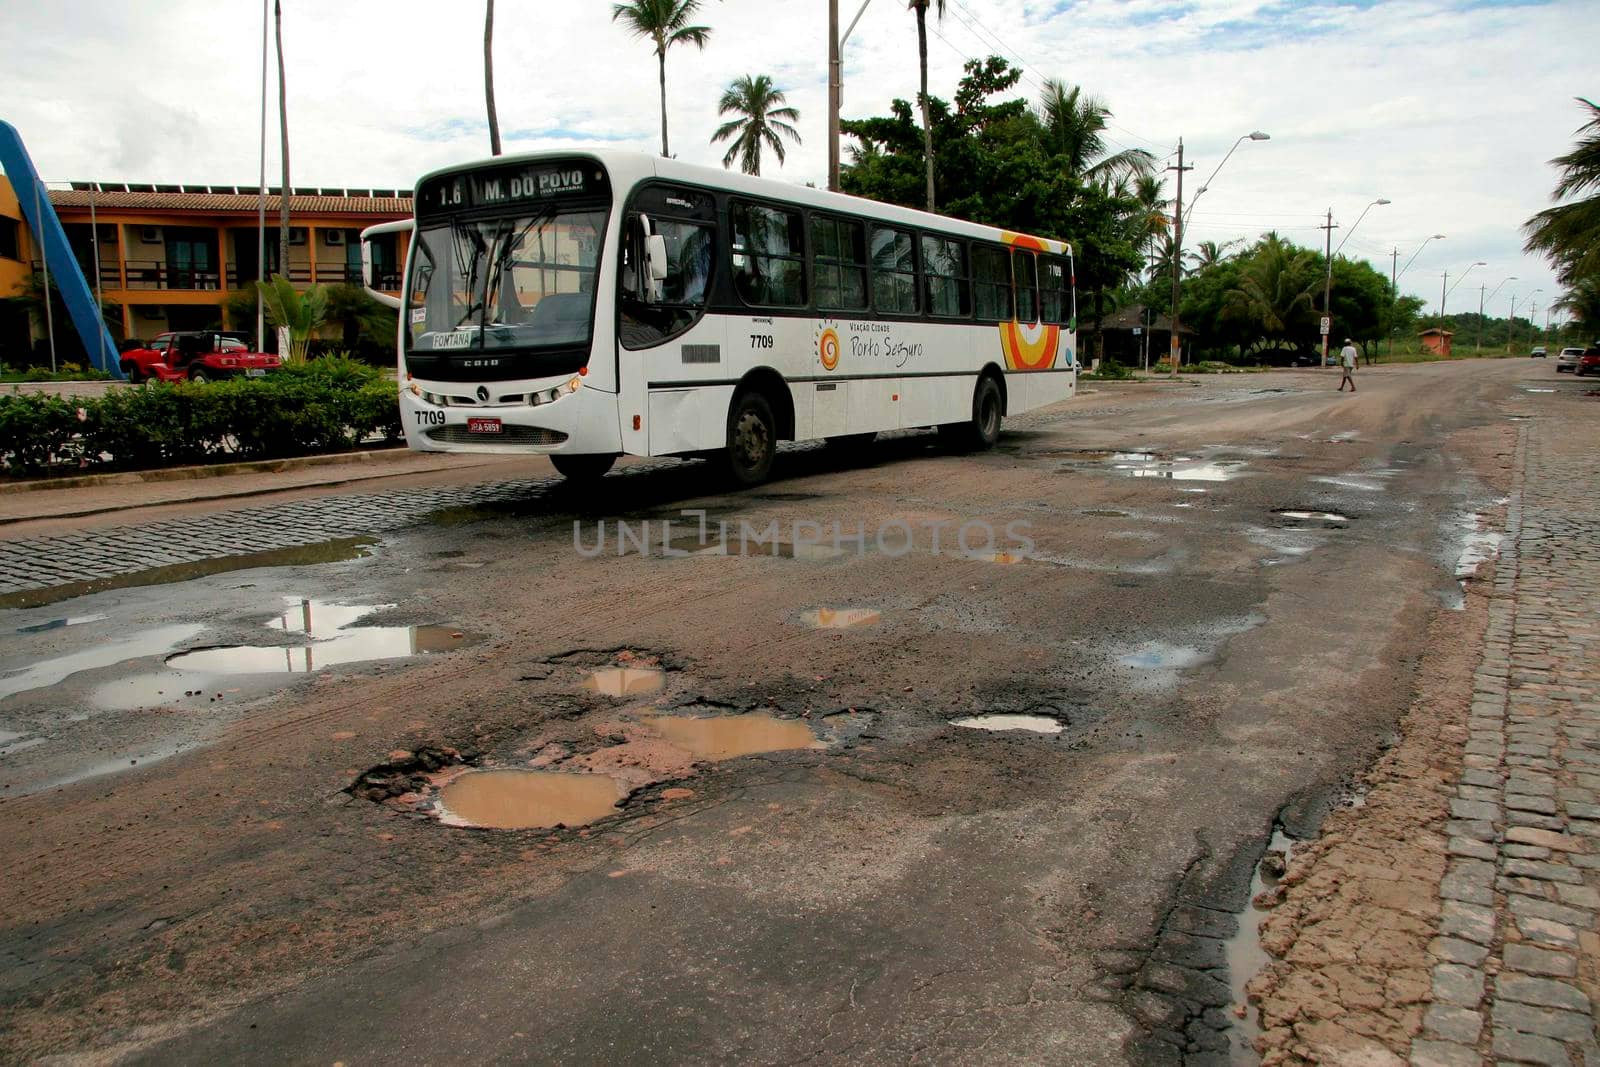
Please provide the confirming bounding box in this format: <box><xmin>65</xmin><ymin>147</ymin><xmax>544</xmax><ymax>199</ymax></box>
<box><xmin>49</xmin><ymin>189</ymin><xmax>412</xmax><ymax>215</ymax></box>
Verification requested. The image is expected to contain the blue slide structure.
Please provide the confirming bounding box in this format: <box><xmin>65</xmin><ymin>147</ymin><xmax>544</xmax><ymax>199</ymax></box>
<box><xmin>0</xmin><ymin>120</ymin><xmax>124</xmax><ymax>379</ymax></box>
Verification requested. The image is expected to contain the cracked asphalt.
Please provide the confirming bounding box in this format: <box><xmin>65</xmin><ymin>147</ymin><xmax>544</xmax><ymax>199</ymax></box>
<box><xmin>0</xmin><ymin>360</ymin><xmax>1579</xmax><ymax>1065</ymax></box>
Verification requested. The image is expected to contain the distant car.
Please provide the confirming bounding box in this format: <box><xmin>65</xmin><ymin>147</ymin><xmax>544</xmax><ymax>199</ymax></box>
<box><xmin>1576</xmin><ymin>348</ymin><xmax>1600</xmax><ymax>377</ymax></box>
<box><xmin>1531</xmin><ymin>346</ymin><xmax>1547</xmax><ymax>358</ymax></box>
<box><xmin>1556</xmin><ymin>347</ymin><xmax>1584</xmax><ymax>372</ymax></box>
<box><xmin>120</xmin><ymin>331</ymin><xmax>282</xmax><ymax>383</ymax></box>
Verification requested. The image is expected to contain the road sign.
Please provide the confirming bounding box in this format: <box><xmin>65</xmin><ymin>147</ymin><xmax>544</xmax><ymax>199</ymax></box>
<box><xmin>1132</xmin><ymin>327</ymin><xmax>1142</xmax><ymax>335</ymax></box>
<box><xmin>1320</xmin><ymin>317</ymin><xmax>1331</xmax><ymax>335</ymax></box>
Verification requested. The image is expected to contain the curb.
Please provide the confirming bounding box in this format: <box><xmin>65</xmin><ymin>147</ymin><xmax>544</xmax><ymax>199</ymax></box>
<box><xmin>0</xmin><ymin>445</ymin><xmax>416</xmax><ymax>495</ymax></box>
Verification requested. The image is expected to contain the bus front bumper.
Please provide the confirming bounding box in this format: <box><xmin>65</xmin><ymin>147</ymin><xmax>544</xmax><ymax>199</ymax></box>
<box><xmin>399</xmin><ymin>386</ymin><xmax>622</xmax><ymax>455</ymax></box>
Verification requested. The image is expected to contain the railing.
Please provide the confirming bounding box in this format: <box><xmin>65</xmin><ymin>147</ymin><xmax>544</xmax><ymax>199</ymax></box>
<box><xmin>224</xmin><ymin>265</ymin><xmax>403</xmax><ymax>290</ymax></box>
<box><xmin>117</xmin><ymin>260</ymin><xmax>222</xmax><ymax>290</ymax></box>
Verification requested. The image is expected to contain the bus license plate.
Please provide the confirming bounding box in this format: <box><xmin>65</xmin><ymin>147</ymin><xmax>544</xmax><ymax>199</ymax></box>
<box><xmin>467</xmin><ymin>417</ymin><xmax>503</xmax><ymax>434</ymax></box>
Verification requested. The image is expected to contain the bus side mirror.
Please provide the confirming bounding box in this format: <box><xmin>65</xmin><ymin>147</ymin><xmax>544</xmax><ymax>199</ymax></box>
<box><xmin>358</xmin><ymin>223</ymin><xmax>406</xmax><ymax>310</ymax></box>
<box><xmin>645</xmin><ymin>233</ymin><xmax>668</xmax><ymax>303</ymax></box>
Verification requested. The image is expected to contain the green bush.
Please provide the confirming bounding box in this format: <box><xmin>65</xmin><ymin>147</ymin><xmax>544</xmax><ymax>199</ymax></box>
<box><xmin>0</xmin><ymin>364</ymin><xmax>402</xmax><ymax>476</ymax></box>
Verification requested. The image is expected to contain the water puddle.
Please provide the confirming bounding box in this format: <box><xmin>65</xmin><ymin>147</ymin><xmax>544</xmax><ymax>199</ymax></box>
<box><xmin>437</xmin><ymin>769</ymin><xmax>624</xmax><ymax>830</ymax></box>
<box><xmin>1118</xmin><ymin>458</ymin><xmax>1245</xmax><ymax>482</ymax></box>
<box><xmin>1081</xmin><ymin>509</ymin><xmax>1130</xmax><ymax>517</ymax></box>
<box><xmin>640</xmin><ymin>712</ymin><xmax>823</xmax><ymax>760</ymax></box>
<box><xmin>1226</xmin><ymin>830</ymin><xmax>1296</xmax><ymax>1061</ymax></box>
<box><xmin>15</xmin><ymin>613</ymin><xmax>109</xmax><ymax>634</ymax></box>
<box><xmin>1454</xmin><ymin>514</ymin><xmax>1503</xmax><ymax>579</ymax></box>
<box><xmin>164</xmin><ymin>599</ymin><xmax>468</xmax><ymax>675</ymax></box>
<box><xmin>1120</xmin><ymin>644</ymin><xmax>1209</xmax><ymax>671</ymax></box>
<box><xmin>0</xmin><ymin>537</ymin><xmax>376</xmax><ymax>612</ymax></box>
<box><xmin>0</xmin><ymin>624</ymin><xmax>206</xmax><ymax>702</ymax></box>
<box><xmin>801</xmin><ymin>608</ymin><xmax>882</xmax><ymax>629</ymax></box>
<box><xmin>1274</xmin><ymin>509</ymin><xmax>1350</xmax><ymax>524</ymax></box>
<box><xmin>1311</xmin><ymin>476</ymin><xmax>1383</xmax><ymax>492</ymax></box>
<box><xmin>1523</xmin><ymin>388</ymin><xmax>1556</xmax><ymax>393</ymax></box>
<box><xmin>950</xmin><ymin>714</ymin><xmax>1063</xmax><ymax>735</ymax></box>
<box><xmin>969</xmin><ymin>551</ymin><xmax>1029</xmax><ymax>564</ymax></box>
<box><xmin>582</xmin><ymin>666</ymin><xmax>666</xmax><ymax>696</ymax></box>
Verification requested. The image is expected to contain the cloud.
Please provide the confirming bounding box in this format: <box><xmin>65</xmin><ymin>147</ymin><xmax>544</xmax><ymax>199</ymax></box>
<box><xmin>0</xmin><ymin>0</ymin><xmax>1587</xmax><ymax>317</ymax></box>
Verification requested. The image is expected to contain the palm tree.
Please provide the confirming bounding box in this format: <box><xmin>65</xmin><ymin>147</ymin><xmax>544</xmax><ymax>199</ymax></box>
<box><xmin>1035</xmin><ymin>79</ymin><xmax>1156</xmax><ymax>184</ymax></box>
<box><xmin>710</xmin><ymin>75</ymin><xmax>801</xmax><ymax>176</ymax></box>
<box><xmin>1524</xmin><ymin>97</ymin><xmax>1600</xmax><ymax>285</ymax></box>
<box><xmin>255</xmin><ymin>276</ymin><xmax>326</xmax><ymax>362</ymax></box>
<box><xmin>484</xmin><ymin>0</ymin><xmax>501</xmax><ymax>156</ymax></box>
<box><xmin>1223</xmin><ymin>236</ymin><xmax>1320</xmax><ymax>349</ymax></box>
<box><xmin>1188</xmin><ymin>239</ymin><xmax>1241</xmax><ymax>271</ymax></box>
<box><xmin>1554</xmin><ymin>275</ymin><xmax>1600</xmax><ymax>336</ymax></box>
<box><xmin>611</xmin><ymin>0</ymin><xmax>712</xmax><ymax>158</ymax></box>
<box><xmin>908</xmin><ymin>0</ymin><xmax>946</xmax><ymax>211</ymax></box>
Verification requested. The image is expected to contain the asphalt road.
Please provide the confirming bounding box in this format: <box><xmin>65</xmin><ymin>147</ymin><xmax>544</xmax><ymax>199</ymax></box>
<box><xmin>0</xmin><ymin>360</ymin><xmax>1577</xmax><ymax>1065</ymax></box>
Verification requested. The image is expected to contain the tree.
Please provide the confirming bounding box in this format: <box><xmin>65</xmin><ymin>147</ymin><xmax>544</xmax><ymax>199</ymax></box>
<box><xmin>256</xmin><ymin>275</ymin><xmax>326</xmax><ymax>362</ymax></box>
<box><xmin>1222</xmin><ymin>235</ymin><xmax>1320</xmax><ymax>351</ymax></box>
<box><xmin>1188</xmin><ymin>239</ymin><xmax>1240</xmax><ymax>271</ymax></box>
<box><xmin>908</xmin><ymin>0</ymin><xmax>947</xmax><ymax>210</ymax></box>
<box><xmin>1034</xmin><ymin>80</ymin><xmax>1155</xmax><ymax>184</ymax></box>
<box><xmin>710</xmin><ymin>75</ymin><xmax>801</xmax><ymax>176</ymax></box>
<box><xmin>611</xmin><ymin>0</ymin><xmax>712</xmax><ymax>158</ymax></box>
<box><xmin>1554</xmin><ymin>275</ymin><xmax>1600</xmax><ymax>339</ymax></box>
<box><xmin>1523</xmin><ymin>97</ymin><xmax>1600</xmax><ymax>285</ymax></box>
<box><xmin>323</xmin><ymin>284</ymin><xmax>397</xmax><ymax>352</ymax></box>
<box><xmin>485</xmin><ymin>0</ymin><xmax>501</xmax><ymax>156</ymax></box>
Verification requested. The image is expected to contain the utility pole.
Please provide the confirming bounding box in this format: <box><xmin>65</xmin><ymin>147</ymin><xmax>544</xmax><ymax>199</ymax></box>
<box><xmin>1477</xmin><ymin>283</ymin><xmax>1486</xmax><ymax>355</ymax></box>
<box><xmin>828</xmin><ymin>0</ymin><xmax>840</xmax><ymax>191</ymax></box>
<box><xmin>1319</xmin><ymin>208</ymin><xmax>1337</xmax><ymax>367</ymax></box>
<box><xmin>1388</xmin><ymin>247</ymin><xmax>1398</xmax><ymax>359</ymax></box>
<box><xmin>1166</xmin><ymin>138</ymin><xmax>1191</xmax><ymax>378</ymax></box>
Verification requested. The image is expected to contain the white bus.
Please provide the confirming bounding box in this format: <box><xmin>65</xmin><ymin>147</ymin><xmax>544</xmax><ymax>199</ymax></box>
<box><xmin>362</xmin><ymin>149</ymin><xmax>1077</xmax><ymax>487</ymax></box>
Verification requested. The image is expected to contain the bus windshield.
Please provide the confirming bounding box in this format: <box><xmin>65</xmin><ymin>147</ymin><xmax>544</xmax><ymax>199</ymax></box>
<box><xmin>407</xmin><ymin>208</ymin><xmax>606</xmax><ymax>355</ymax></box>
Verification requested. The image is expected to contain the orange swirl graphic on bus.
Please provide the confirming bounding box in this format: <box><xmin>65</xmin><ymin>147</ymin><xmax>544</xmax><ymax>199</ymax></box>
<box><xmin>818</xmin><ymin>326</ymin><xmax>841</xmax><ymax>371</ymax></box>
<box><xmin>998</xmin><ymin>232</ymin><xmax>1063</xmax><ymax>372</ymax></box>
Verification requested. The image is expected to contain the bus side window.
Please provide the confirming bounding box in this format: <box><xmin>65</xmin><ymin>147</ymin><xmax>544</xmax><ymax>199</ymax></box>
<box><xmin>732</xmin><ymin>202</ymin><xmax>806</xmax><ymax>307</ymax></box>
<box><xmin>1014</xmin><ymin>250</ymin><xmax>1039</xmax><ymax>324</ymax></box>
<box><xmin>972</xmin><ymin>245</ymin><xmax>1012</xmax><ymax>321</ymax></box>
<box><xmin>1040</xmin><ymin>255</ymin><xmax>1069</xmax><ymax>325</ymax></box>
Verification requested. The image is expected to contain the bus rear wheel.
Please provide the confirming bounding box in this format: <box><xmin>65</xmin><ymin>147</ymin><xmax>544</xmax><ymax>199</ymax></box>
<box><xmin>551</xmin><ymin>453</ymin><xmax>616</xmax><ymax>481</ymax></box>
<box><xmin>724</xmin><ymin>390</ymin><xmax>777</xmax><ymax>487</ymax></box>
<box><xmin>940</xmin><ymin>375</ymin><xmax>1003</xmax><ymax>451</ymax></box>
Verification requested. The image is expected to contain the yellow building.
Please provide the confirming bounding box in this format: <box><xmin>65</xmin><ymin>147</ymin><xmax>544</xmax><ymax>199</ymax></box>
<box><xmin>0</xmin><ymin>174</ymin><xmax>411</xmax><ymax>352</ymax></box>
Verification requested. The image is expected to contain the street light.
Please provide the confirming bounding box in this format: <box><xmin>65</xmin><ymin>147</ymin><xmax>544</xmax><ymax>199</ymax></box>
<box><xmin>1322</xmin><ymin>197</ymin><xmax>1388</xmax><ymax>366</ymax></box>
<box><xmin>1167</xmin><ymin>130</ymin><xmax>1270</xmax><ymax>377</ymax></box>
<box><xmin>1183</xmin><ymin>130</ymin><xmax>1270</xmax><ymax>228</ymax></box>
<box><xmin>1439</xmin><ymin>261</ymin><xmax>1487</xmax><ymax>355</ymax></box>
<box><xmin>1508</xmin><ymin>288</ymin><xmax>1542</xmax><ymax>354</ymax></box>
<box><xmin>1478</xmin><ymin>277</ymin><xmax>1516</xmax><ymax>353</ymax></box>
<box><xmin>1388</xmin><ymin>234</ymin><xmax>1445</xmax><ymax>357</ymax></box>
<box><xmin>827</xmin><ymin>0</ymin><xmax>877</xmax><ymax>191</ymax></box>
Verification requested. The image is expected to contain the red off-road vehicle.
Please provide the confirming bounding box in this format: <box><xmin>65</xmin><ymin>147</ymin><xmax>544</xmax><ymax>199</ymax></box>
<box><xmin>120</xmin><ymin>331</ymin><xmax>282</xmax><ymax>384</ymax></box>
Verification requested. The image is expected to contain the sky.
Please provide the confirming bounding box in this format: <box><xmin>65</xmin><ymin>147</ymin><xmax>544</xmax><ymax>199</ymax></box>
<box><xmin>1</xmin><ymin>0</ymin><xmax>1590</xmax><ymax>325</ymax></box>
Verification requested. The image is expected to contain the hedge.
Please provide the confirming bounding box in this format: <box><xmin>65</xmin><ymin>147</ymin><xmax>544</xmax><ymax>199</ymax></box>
<box><xmin>0</xmin><ymin>358</ymin><xmax>403</xmax><ymax>476</ymax></box>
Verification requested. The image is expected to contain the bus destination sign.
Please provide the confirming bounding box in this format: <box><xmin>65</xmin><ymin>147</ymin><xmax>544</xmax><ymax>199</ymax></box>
<box><xmin>418</xmin><ymin>161</ymin><xmax>609</xmax><ymax>217</ymax></box>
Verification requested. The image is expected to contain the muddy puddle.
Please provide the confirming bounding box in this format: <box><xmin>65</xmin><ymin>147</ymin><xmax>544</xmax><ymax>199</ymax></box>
<box><xmin>1</xmin><ymin>624</ymin><xmax>206</xmax><ymax>702</ymax></box>
<box><xmin>15</xmin><ymin>613</ymin><xmax>109</xmax><ymax>634</ymax></box>
<box><xmin>950</xmin><ymin>713</ymin><xmax>1063</xmax><ymax>735</ymax></box>
<box><xmin>1226</xmin><ymin>829</ymin><xmax>1296</xmax><ymax>1061</ymax></box>
<box><xmin>1119</xmin><ymin>643</ymin><xmax>1209</xmax><ymax>672</ymax></box>
<box><xmin>582</xmin><ymin>666</ymin><xmax>666</xmax><ymax>696</ymax></box>
<box><xmin>165</xmin><ymin>599</ymin><xmax>468</xmax><ymax>675</ymax></box>
<box><xmin>640</xmin><ymin>712</ymin><xmax>823</xmax><ymax>760</ymax></box>
<box><xmin>1081</xmin><ymin>509</ymin><xmax>1130</xmax><ymax>518</ymax></box>
<box><xmin>0</xmin><ymin>537</ymin><xmax>376</xmax><ymax>611</ymax></box>
<box><xmin>437</xmin><ymin>769</ymin><xmax>624</xmax><ymax>830</ymax></box>
<box><xmin>1310</xmin><ymin>475</ymin><xmax>1386</xmax><ymax>492</ymax></box>
<box><xmin>1072</xmin><ymin>452</ymin><xmax>1247</xmax><ymax>482</ymax></box>
<box><xmin>1442</xmin><ymin>511</ymin><xmax>1504</xmax><ymax>609</ymax></box>
<box><xmin>801</xmin><ymin>608</ymin><xmax>882</xmax><ymax>629</ymax></box>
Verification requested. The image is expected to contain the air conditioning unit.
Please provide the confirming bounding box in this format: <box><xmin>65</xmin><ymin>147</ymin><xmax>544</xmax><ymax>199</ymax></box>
<box><xmin>288</xmin><ymin>227</ymin><xmax>307</xmax><ymax>245</ymax></box>
<box><xmin>139</xmin><ymin>226</ymin><xmax>161</xmax><ymax>243</ymax></box>
<box><xmin>323</xmin><ymin>229</ymin><xmax>346</xmax><ymax>246</ymax></box>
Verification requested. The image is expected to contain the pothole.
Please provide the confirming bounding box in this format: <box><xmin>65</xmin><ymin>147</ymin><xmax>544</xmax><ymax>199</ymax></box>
<box><xmin>1120</xmin><ymin>643</ymin><xmax>1209</xmax><ymax>671</ymax></box>
<box><xmin>15</xmin><ymin>613</ymin><xmax>109</xmax><ymax>635</ymax></box>
<box><xmin>165</xmin><ymin>599</ymin><xmax>470</xmax><ymax>675</ymax></box>
<box><xmin>1</xmin><ymin>624</ymin><xmax>207</xmax><ymax>702</ymax></box>
<box><xmin>801</xmin><ymin>608</ymin><xmax>881</xmax><ymax>629</ymax></box>
<box><xmin>1111</xmin><ymin>456</ymin><xmax>1246</xmax><ymax>482</ymax></box>
<box><xmin>950</xmin><ymin>713</ymin><xmax>1063</xmax><ymax>735</ymax></box>
<box><xmin>348</xmin><ymin>745</ymin><xmax>475</xmax><ymax>803</ymax></box>
<box><xmin>1273</xmin><ymin>509</ymin><xmax>1350</xmax><ymax>524</ymax></box>
<box><xmin>582</xmin><ymin>666</ymin><xmax>666</xmax><ymax>696</ymax></box>
<box><xmin>639</xmin><ymin>712</ymin><xmax>823</xmax><ymax>760</ymax></box>
<box><xmin>436</xmin><ymin>768</ymin><xmax>625</xmax><ymax>830</ymax></box>
<box><xmin>1225</xmin><ymin>829</ymin><xmax>1297</xmax><ymax>1061</ymax></box>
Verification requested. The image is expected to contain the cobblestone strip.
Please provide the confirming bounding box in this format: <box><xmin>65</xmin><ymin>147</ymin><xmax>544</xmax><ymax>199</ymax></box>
<box><xmin>1413</xmin><ymin>425</ymin><xmax>1600</xmax><ymax>1067</ymax></box>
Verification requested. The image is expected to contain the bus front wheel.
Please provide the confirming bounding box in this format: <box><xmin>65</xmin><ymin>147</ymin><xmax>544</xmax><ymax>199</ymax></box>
<box><xmin>724</xmin><ymin>391</ymin><xmax>777</xmax><ymax>487</ymax></box>
<box><xmin>940</xmin><ymin>375</ymin><xmax>1003</xmax><ymax>451</ymax></box>
<box><xmin>551</xmin><ymin>453</ymin><xmax>616</xmax><ymax>481</ymax></box>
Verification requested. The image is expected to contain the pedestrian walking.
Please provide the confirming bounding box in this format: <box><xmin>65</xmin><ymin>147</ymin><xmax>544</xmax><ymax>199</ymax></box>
<box><xmin>1338</xmin><ymin>338</ymin><xmax>1358</xmax><ymax>392</ymax></box>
